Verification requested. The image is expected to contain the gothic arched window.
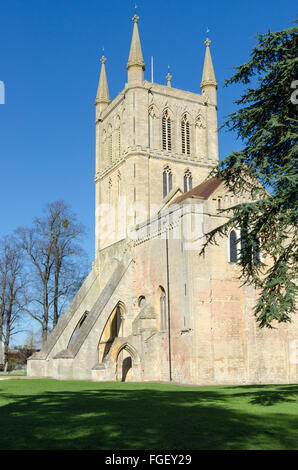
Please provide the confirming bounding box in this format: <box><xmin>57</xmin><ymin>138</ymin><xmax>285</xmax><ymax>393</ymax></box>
<box><xmin>102</xmin><ymin>129</ymin><xmax>107</xmax><ymax>167</ymax></box>
<box><xmin>229</xmin><ymin>230</ymin><xmax>238</xmax><ymax>263</ymax></box>
<box><xmin>181</xmin><ymin>114</ymin><xmax>190</xmax><ymax>155</ymax></box>
<box><xmin>148</xmin><ymin>107</ymin><xmax>156</xmax><ymax>148</ymax></box>
<box><xmin>159</xmin><ymin>287</ymin><xmax>167</xmax><ymax>330</ymax></box>
<box><xmin>240</xmin><ymin>228</ymin><xmax>261</xmax><ymax>266</ymax></box>
<box><xmin>117</xmin><ymin>171</ymin><xmax>121</xmax><ymax>197</ymax></box>
<box><xmin>163</xmin><ymin>166</ymin><xmax>173</xmax><ymax>198</ymax></box>
<box><xmin>107</xmin><ymin>124</ymin><xmax>113</xmax><ymax>164</ymax></box>
<box><xmin>108</xmin><ymin>177</ymin><xmax>112</xmax><ymax>205</ymax></box>
<box><xmin>115</xmin><ymin>117</ymin><xmax>121</xmax><ymax>159</ymax></box>
<box><xmin>184</xmin><ymin>169</ymin><xmax>192</xmax><ymax>193</ymax></box>
<box><xmin>162</xmin><ymin>110</ymin><xmax>172</xmax><ymax>151</ymax></box>
<box><xmin>195</xmin><ymin>115</ymin><xmax>206</xmax><ymax>156</ymax></box>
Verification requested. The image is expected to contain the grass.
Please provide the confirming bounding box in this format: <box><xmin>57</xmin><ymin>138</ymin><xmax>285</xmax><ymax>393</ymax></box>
<box><xmin>0</xmin><ymin>379</ymin><xmax>297</xmax><ymax>450</ymax></box>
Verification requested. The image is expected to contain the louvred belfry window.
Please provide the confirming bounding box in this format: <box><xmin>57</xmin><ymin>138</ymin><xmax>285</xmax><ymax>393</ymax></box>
<box><xmin>162</xmin><ymin>110</ymin><xmax>172</xmax><ymax>151</ymax></box>
<box><xmin>181</xmin><ymin>114</ymin><xmax>190</xmax><ymax>155</ymax></box>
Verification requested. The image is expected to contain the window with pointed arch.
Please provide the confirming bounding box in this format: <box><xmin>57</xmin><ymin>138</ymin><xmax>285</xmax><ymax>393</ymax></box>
<box><xmin>229</xmin><ymin>230</ymin><xmax>238</xmax><ymax>263</ymax></box>
<box><xmin>162</xmin><ymin>110</ymin><xmax>172</xmax><ymax>151</ymax></box>
<box><xmin>107</xmin><ymin>124</ymin><xmax>113</xmax><ymax>164</ymax></box>
<box><xmin>115</xmin><ymin>117</ymin><xmax>121</xmax><ymax>159</ymax></box>
<box><xmin>240</xmin><ymin>227</ymin><xmax>261</xmax><ymax>266</ymax></box>
<box><xmin>108</xmin><ymin>177</ymin><xmax>112</xmax><ymax>205</ymax></box>
<box><xmin>184</xmin><ymin>169</ymin><xmax>192</xmax><ymax>193</ymax></box>
<box><xmin>181</xmin><ymin>114</ymin><xmax>190</xmax><ymax>155</ymax></box>
<box><xmin>117</xmin><ymin>171</ymin><xmax>121</xmax><ymax>197</ymax></box>
<box><xmin>148</xmin><ymin>107</ymin><xmax>156</xmax><ymax>148</ymax></box>
<box><xmin>102</xmin><ymin>129</ymin><xmax>107</xmax><ymax>167</ymax></box>
<box><xmin>195</xmin><ymin>115</ymin><xmax>206</xmax><ymax>155</ymax></box>
<box><xmin>163</xmin><ymin>166</ymin><xmax>173</xmax><ymax>198</ymax></box>
<box><xmin>159</xmin><ymin>287</ymin><xmax>167</xmax><ymax>330</ymax></box>
<box><xmin>228</xmin><ymin>228</ymin><xmax>261</xmax><ymax>265</ymax></box>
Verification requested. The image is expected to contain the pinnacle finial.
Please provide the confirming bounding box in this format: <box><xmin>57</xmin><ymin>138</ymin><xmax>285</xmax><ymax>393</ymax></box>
<box><xmin>127</xmin><ymin>6</ymin><xmax>145</xmax><ymax>76</ymax></box>
<box><xmin>166</xmin><ymin>65</ymin><xmax>172</xmax><ymax>87</ymax></box>
<box><xmin>201</xmin><ymin>28</ymin><xmax>217</xmax><ymax>91</ymax></box>
<box><xmin>205</xmin><ymin>27</ymin><xmax>211</xmax><ymax>47</ymax></box>
<box><xmin>95</xmin><ymin>52</ymin><xmax>110</xmax><ymax>105</ymax></box>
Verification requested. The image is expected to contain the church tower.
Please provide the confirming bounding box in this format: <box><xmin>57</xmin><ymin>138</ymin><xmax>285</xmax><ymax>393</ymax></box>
<box><xmin>94</xmin><ymin>14</ymin><xmax>219</xmax><ymax>256</ymax></box>
<box><xmin>28</xmin><ymin>13</ymin><xmax>298</xmax><ymax>388</ymax></box>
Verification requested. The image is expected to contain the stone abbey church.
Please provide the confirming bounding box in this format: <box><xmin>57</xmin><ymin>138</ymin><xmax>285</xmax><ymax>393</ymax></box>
<box><xmin>28</xmin><ymin>15</ymin><xmax>298</xmax><ymax>385</ymax></box>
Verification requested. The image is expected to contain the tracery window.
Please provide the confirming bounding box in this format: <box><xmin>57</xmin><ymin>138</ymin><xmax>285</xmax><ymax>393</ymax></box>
<box><xmin>162</xmin><ymin>110</ymin><xmax>172</xmax><ymax>151</ymax></box>
<box><xmin>184</xmin><ymin>169</ymin><xmax>192</xmax><ymax>193</ymax></box>
<box><xmin>181</xmin><ymin>114</ymin><xmax>190</xmax><ymax>155</ymax></box>
<box><xmin>163</xmin><ymin>166</ymin><xmax>173</xmax><ymax>198</ymax></box>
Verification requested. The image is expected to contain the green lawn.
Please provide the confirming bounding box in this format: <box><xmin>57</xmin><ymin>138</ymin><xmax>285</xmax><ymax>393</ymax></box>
<box><xmin>0</xmin><ymin>379</ymin><xmax>297</xmax><ymax>450</ymax></box>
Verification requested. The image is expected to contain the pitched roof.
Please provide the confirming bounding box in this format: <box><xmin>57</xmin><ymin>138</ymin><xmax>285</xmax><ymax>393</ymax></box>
<box><xmin>170</xmin><ymin>177</ymin><xmax>223</xmax><ymax>206</ymax></box>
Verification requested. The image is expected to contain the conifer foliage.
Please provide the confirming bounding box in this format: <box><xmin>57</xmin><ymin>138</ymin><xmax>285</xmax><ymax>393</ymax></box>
<box><xmin>202</xmin><ymin>22</ymin><xmax>298</xmax><ymax>328</ymax></box>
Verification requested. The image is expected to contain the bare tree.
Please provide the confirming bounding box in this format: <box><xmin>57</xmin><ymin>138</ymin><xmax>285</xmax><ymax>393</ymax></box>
<box><xmin>0</xmin><ymin>236</ymin><xmax>27</xmax><ymax>366</ymax></box>
<box><xmin>16</xmin><ymin>200</ymin><xmax>88</xmax><ymax>345</ymax></box>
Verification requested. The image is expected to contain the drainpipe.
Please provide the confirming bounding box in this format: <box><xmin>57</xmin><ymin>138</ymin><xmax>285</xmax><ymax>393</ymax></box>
<box><xmin>166</xmin><ymin>230</ymin><xmax>172</xmax><ymax>382</ymax></box>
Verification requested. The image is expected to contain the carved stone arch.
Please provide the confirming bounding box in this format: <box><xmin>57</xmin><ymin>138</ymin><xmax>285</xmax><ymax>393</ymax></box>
<box><xmin>114</xmin><ymin>114</ymin><xmax>121</xmax><ymax>128</ymax></box>
<box><xmin>148</xmin><ymin>103</ymin><xmax>159</xmax><ymax>118</ymax></box>
<box><xmin>115</xmin><ymin>342</ymin><xmax>141</xmax><ymax>382</ymax></box>
<box><xmin>180</xmin><ymin>110</ymin><xmax>192</xmax><ymax>124</ymax></box>
<box><xmin>195</xmin><ymin>114</ymin><xmax>206</xmax><ymax>129</ymax></box>
<box><xmin>162</xmin><ymin>106</ymin><xmax>174</xmax><ymax>120</ymax></box>
<box><xmin>115</xmin><ymin>342</ymin><xmax>140</xmax><ymax>364</ymax></box>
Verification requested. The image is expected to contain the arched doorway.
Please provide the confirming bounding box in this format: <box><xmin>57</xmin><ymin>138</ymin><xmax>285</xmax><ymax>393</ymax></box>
<box><xmin>117</xmin><ymin>350</ymin><xmax>132</xmax><ymax>382</ymax></box>
<box><xmin>115</xmin><ymin>344</ymin><xmax>138</xmax><ymax>382</ymax></box>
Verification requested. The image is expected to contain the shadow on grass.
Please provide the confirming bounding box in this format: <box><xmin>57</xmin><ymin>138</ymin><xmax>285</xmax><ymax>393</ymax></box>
<box><xmin>223</xmin><ymin>384</ymin><xmax>298</xmax><ymax>406</ymax></box>
<box><xmin>0</xmin><ymin>381</ymin><xmax>297</xmax><ymax>450</ymax></box>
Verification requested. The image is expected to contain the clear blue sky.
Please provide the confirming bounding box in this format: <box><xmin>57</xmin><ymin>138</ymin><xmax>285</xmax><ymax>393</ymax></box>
<box><xmin>0</xmin><ymin>0</ymin><xmax>294</xmax><ymax>345</ymax></box>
